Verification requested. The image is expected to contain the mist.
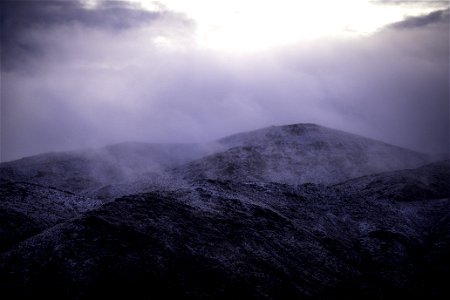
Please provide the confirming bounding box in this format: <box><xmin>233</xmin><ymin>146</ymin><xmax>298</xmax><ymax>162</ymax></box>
<box><xmin>1</xmin><ymin>1</ymin><xmax>448</xmax><ymax>162</ymax></box>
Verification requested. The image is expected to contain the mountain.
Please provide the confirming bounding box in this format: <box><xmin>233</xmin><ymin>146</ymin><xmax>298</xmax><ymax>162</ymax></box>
<box><xmin>334</xmin><ymin>160</ymin><xmax>450</xmax><ymax>201</ymax></box>
<box><xmin>0</xmin><ymin>142</ymin><xmax>216</xmax><ymax>196</ymax></box>
<box><xmin>0</xmin><ymin>123</ymin><xmax>448</xmax><ymax>299</ymax></box>
<box><xmin>1</xmin><ymin>161</ymin><xmax>448</xmax><ymax>299</ymax></box>
<box><xmin>2</xmin><ymin>123</ymin><xmax>431</xmax><ymax>199</ymax></box>
<box><xmin>173</xmin><ymin>123</ymin><xmax>430</xmax><ymax>184</ymax></box>
<box><xmin>0</xmin><ymin>181</ymin><xmax>102</xmax><ymax>253</ymax></box>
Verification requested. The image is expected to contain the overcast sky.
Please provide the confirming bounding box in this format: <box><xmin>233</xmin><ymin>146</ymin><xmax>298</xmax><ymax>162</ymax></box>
<box><xmin>1</xmin><ymin>0</ymin><xmax>449</xmax><ymax>161</ymax></box>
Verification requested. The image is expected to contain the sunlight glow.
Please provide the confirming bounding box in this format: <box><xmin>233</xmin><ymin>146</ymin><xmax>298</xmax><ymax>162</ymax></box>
<box><xmin>133</xmin><ymin>0</ymin><xmax>445</xmax><ymax>52</ymax></box>
<box><xmin>80</xmin><ymin>0</ymin><xmax>101</xmax><ymax>9</ymax></box>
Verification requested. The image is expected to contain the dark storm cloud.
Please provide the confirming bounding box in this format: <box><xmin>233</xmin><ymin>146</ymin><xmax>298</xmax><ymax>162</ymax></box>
<box><xmin>389</xmin><ymin>8</ymin><xmax>449</xmax><ymax>28</ymax></box>
<box><xmin>0</xmin><ymin>1</ymin><xmax>159</xmax><ymax>31</ymax></box>
<box><xmin>0</xmin><ymin>0</ymin><xmax>183</xmax><ymax>70</ymax></box>
<box><xmin>1</xmin><ymin>3</ymin><xmax>448</xmax><ymax>161</ymax></box>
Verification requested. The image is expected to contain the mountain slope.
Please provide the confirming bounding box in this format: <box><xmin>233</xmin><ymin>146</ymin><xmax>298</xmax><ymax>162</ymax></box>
<box><xmin>173</xmin><ymin>123</ymin><xmax>430</xmax><ymax>184</ymax></box>
<box><xmin>1</xmin><ymin>161</ymin><xmax>448</xmax><ymax>299</ymax></box>
<box><xmin>0</xmin><ymin>142</ymin><xmax>215</xmax><ymax>196</ymax></box>
<box><xmin>0</xmin><ymin>122</ymin><xmax>448</xmax><ymax>299</ymax></box>
<box><xmin>0</xmin><ymin>181</ymin><xmax>102</xmax><ymax>253</ymax></box>
<box><xmin>1</xmin><ymin>124</ymin><xmax>432</xmax><ymax>195</ymax></box>
<box><xmin>334</xmin><ymin>160</ymin><xmax>450</xmax><ymax>201</ymax></box>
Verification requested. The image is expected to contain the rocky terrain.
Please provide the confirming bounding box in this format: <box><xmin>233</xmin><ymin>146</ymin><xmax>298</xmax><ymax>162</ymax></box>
<box><xmin>0</xmin><ymin>123</ymin><xmax>448</xmax><ymax>299</ymax></box>
<box><xmin>175</xmin><ymin>124</ymin><xmax>430</xmax><ymax>184</ymax></box>
<box><xmin>0</xmin><ymin>181</ymin><xmax>102</xmax><ymax>253</ymax></box>
<box><xmin>0</xmin><ymin>142</ymin><xmax>217</xmax><ymax>196</ymax></box>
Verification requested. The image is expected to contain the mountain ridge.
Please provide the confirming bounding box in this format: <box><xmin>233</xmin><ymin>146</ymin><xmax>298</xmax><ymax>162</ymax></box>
<box><xmin>1</xmin><ymin>123</ymin><xmax>448</xmax><ymax>299</ymax></box>
<box><xmin>0</xmin><ymin>123</ymin><xmax>433</xmax><ymax>196</ymax></box>
<box><xmin>1</xmin><ymin>160</ymin><xmax>448</xmax><ymax>299</ymax></box>
<box><xmin>173</xmin><ymin>123</ymin><xmax>431</xmax><ymax>185</ymax></box>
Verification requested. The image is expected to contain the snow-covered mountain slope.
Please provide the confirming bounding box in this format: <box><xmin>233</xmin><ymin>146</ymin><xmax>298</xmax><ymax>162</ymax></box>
<box><xmin>1</xmin><ymin>161</ymin><xmax>448</xmax><ymax>299</ymax></box>
<box><xmin>0</xmin><ymin>121</ymin><xmax>448</xmax><ymax>299</ymax></box>
<box><xmin>334</xmin><ymin>160</ymin><xmax>450</xmax><ymax>201</ymax></box>
<box><xmin>173</xmin><ymin>123</ymin><xmax>431</xmax><ymax>185</ymax></box>
<box><xmin>0</xmin><ymin>142</ymin><xmax>216</xmax><ymax>195</ymax></box>
<box><xmin>0</xmin><ymin>181</ymin><xmax>102</xmax><ymax>253</ymax></box>
<box><xmin>1</xmin><ymin>123</ymin><xmax>433</xmax><ymax>198</ymax></box>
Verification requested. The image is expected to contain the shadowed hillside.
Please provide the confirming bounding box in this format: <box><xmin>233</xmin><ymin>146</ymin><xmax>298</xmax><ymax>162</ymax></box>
<box><xmin>0</xmin><ymin>124</ymin><xmax>448</xmax><ymax>299</ymax></box>
<box><xmin>173</xmin><ymin>124</ymin><xmax>430</xmax><ymax>184</ymax></box>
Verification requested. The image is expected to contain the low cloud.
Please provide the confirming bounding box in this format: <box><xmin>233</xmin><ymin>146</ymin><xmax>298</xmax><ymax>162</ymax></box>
<box><xmin>1</xmin><ymin>2</ymin><xmax>448</xmax><ymax>161</ymax></box>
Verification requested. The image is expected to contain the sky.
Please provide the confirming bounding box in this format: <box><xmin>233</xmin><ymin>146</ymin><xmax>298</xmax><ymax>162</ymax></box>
<box><xmin>0</xmin><ymin>0</ymin><xmax>449</xmax><ymax>161</ymax></box>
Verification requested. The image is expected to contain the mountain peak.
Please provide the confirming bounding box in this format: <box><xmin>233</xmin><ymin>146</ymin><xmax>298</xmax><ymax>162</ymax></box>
<box><xmin>217</xmin><ymin>123</ymin><xmax>323</xmax><ymax>146</ymax></box>
<box><xmin>178</xmin><ymin>123</ymin><xmax>430</xmax><ymax>185</ymax></box>
<box><xmin>217</xmin><ymin>123</ymin><xmax>391</xmax><ymax>150</ymax></box>
<box><xmin>1</xmin><ymin>123</ymin><xmax>432</xmax><ymax>195</ymax></box>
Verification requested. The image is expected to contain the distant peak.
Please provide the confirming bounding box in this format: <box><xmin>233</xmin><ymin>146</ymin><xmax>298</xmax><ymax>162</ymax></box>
<box><xmin>279</xmin><ymin>123</ymin><xmax>322</xmax><ymax>135</ymax></box>
<box><xmin>216</xmin><ymin>122</ymin><xmax>330</xmax><ymax>146</ymax></box>
<box><xmin>280</xmin><ymin>123</ymin><xmax>320</xmax><ymax>128</ymax></box>
<box><xmin>271</xmin><ymin>123</ymin><xmax>321</xmax><ymax>129</ymax></box>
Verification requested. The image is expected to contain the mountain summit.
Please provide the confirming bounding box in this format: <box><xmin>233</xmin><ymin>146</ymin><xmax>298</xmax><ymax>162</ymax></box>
<box><xmin>174</xmin><ymin>123</ymin><xmax>430</xmax><ymax>184</ymax></box>
<box><xmin>1</xmin><ymin>123</ymin><xmax>430</xmax><ymax>194</ymax></box>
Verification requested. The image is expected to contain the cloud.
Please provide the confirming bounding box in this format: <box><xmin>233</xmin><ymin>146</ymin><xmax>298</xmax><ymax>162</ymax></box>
<box><xmin>275</xmin><ymin>11</ymin><xmax>448</xmax><ymax>153</ymax></box>
<box><xmin>1</xmin><ymin>1</ymin><xmax>161</xmax><ymax>31</ymax></box>
<box><xmin>389</xmin><ymin>8</ymin><xmax>449</xmax><ymax>28</ymax></box>
<box><xmin>1</xmin><ymin>3</ymin><xmax>448</xmax><ymax>161</ymax></box>
<box><xmin>373</xmin><ymin>0</ymin><xmax>449</xmax><ymax>4</ymax></box>
<box><xmin>0</xmin><ymin>0</ymin><xmax>191</xmax><ymax>70</ymax></box>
